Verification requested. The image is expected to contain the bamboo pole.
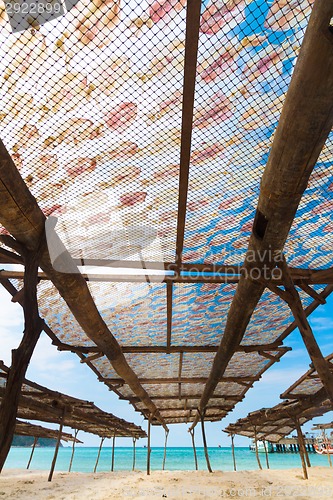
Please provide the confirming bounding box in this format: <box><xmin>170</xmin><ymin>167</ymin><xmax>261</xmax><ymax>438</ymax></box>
<box><xmin>263</xmin><ymin>440</ymin><xmax>270</xmax><ymax>470</ymax></box>
<box><xmin>162</xmin><ymin>429</ymin><xmax>169</xmax><ymax>471</ymax></box>
<box><xmin>200</xmin><ymin>412</ymin><xmax>212</xmax><ymax>473</ymax></box>
<box><xmin>189</xmin><ymin>0</ymin><xmax>333</xmax><ymax>430</ymax></box>
<box><xmin>253</xmin><ymin>427</ymin><xmax>262</xmax><ymax>471</ymax></box>
<box><xmin>68</xmin><ymin>430</ymin><xmax>79</xmax><ymax>472</ymax></box>
<box><xmin>323</xmin><ymin>430</ymin><xmax>332</xmax><ymax>468</ymax></box>
<box><xmin>294</xmin><ymin>418</ymin><xmax>308</xmax><ymax>480</ymax></box>
<box><xmin>48</xmin><ymin>408</ymin><xmax>65</xmax><ymax>482</ymax></box>
<box><xmin>94</xmin><ymin>437</ymin><xmax>105</xmax><ymax>473</ymax></box>
<box><xmin>189</xmin><ymin>428</ymin><xmax>198</xmax><ymax>470</ymax></box>
<box><xmin>26</xmin><ymin>437</ymin><xmax>38</xmax><ymax>470</ymax></box>
<box><xmin>147</xmin><ymin>418</ymin><xmax>151</xmax><ymax>476</ymax></box>
<box><xmin>231</xmin><ymin>434</ymin><xmax>237</xmax><ymax>471</ymax></box>
<box><xmin>111</xmin><ymin>432</ymin><xmax>116</xmax><ymax>472</ymax></box>
<box><xmin>132</xmin><ymin>437</ymin><xmax>137</xmax><ymax>471</ymax></box>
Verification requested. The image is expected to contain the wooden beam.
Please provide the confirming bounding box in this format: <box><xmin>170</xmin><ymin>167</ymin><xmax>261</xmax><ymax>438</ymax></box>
<box><xmin>0</xmin><ymin>142</ymin><xmax>168</xmax><ymax>432</ymax></box>
<box><xmin>0</xmin><ymin>242</ymin><xmax>45</xmax><ymax>472</ymax></box>
<box><xmin>278</xmin><ymin>258</ymin><xmax>333</xmax><ymax>404</ymax></box>
<box><xmin>102</xmin><ymin>376</ymin><xmax>257</xmax><ymax>384</ymax></box>
<box><xmin>0</xmin><ymin>247</ymin><xmax>23</xmax><ymax>265</ymax></box>
<box><xmin>175</xmin><ymin>0</ymin><xmax>202</xmax><ymax>265</ymax></box>
<box><xmin>80</xmin><ymin>353</ymin><xmax>104</xmax><ymax>364</ymax></box>
<box><xmin>299</xmin><ymin>282</ymin><xmax>326</xmax><ymax>304</ymax></box>
<box><xmin>3</xmin><ymin>267</ymin><xmax>333</xmax><ymax>285</ymax></box>
<box><xmin>190</xmin><ymin>0</ymin><xmax>333</xmax><ymax>429</ymax></box>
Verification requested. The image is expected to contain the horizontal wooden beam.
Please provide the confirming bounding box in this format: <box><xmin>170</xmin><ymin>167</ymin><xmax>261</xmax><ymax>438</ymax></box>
<box><xmin>101</xmin><ymin>376</ymin><xmax>257</xmax><ymax>385</ymax></box>
<box><xmin>2</xmin><ymin>268</ymin><xmax>333</xmax><ymax>285</ymax></box>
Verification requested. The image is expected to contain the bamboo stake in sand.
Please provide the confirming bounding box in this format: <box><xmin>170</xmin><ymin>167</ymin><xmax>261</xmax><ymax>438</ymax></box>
<box><xmin>132</xmin><ymin>437</ymin><xmax>137</xmax><ymax>471</ymax></box>
<box><xmin>231</xmin><ymin>434</ymin><xmax>237</xmax><ymax>471</ymax></box>
<box><xmin>162</xmin><ymin>429</ymin><xmax>169</xmax><ymax>471</ymax></box>
<box><xmin>68</xmin><ymin>430</ymin><xmax>79</xmax><ymax>472</ymax></box>
<box><xmin>27</xmin><ymin>437</ymin><xmax>38</xmax><ymax>470</ymax></box>
<box><xmin>253</xmin><ymin>426</ymin><xmax>262</xmax><ymax>471</ymax></box>
<box><xmin>48</xmin><ymin>408</ymin><xmax>65</xmax><ymax>482</ymax></box>
<box><xmin>94</xmin><ymin>437</ymin><xmax>105</xmax><ymax>473</ymax></box>
<box><xmin>111</xmin><ymin>432</ymin><xmax>116</xmax><ymax>472</ymax></box>
<box><xmin>189</xmin><ymin>428</ymin><xmax>198</xmax><ymax>470</ymax></box>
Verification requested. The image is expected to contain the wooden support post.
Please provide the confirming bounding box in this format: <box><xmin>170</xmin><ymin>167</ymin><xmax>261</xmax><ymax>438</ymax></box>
<box><xmin>200</xmin><ymin>411</ymin><xmax>212</xmax><ymax>473</ymax></box>
<box><xmin>263</xmin><ymin>440</ymin><xmax>270</xmax><ymax>470</ymax></box>
<box><xmin>162</xmin><ymin>429</ymin><xmax>169</xmax><ymax>471</ymax></box>
<box><xmin>253</xmin><ymin>427</ymin><xmax>262</xmax><ymax>471</ymax></box>
<box><xmin>94</xmin><ymin>437</ymin><xmax>105</xmax><ymax>473</ymax></box>
<box><xmin>26</xmin><ymin>437</ymin><xmax>38</xmax><ymax>470</ymax></box>
<box><xmin>278</xmin><ymin>258</ymin><xmax>333</xmax><ymax>405</ymax></box>
<box><xmin>147</xmin><ymin>417</ymin><xmax>151</xmax><ymax>476</ymax></box>
<box><xmin>304</xmin><ymin>443</ymin><xmax>311</xmax><ymax>468</ymax></box>
<box><xmin>231</xmin><ymin>434</ymin><xmax>237</xmax><ymax>471</ymax></box>
<box><xmin>48</xmin><ymin>408</ymin><xmax>65</xmax><ymax>482</ymax></box>
<box><xmin>189</xmin><ymin>428</ymin><xmax>198</xmax><ymax>470</ymax></box>
<box><xmin>132</xmin><ymin>437</ymin><xmax>136</xmax><ymax>471</ymax></box>
<box><xmin>111</xmin><ymin>432</ymin><xmax>116</xmax><ymax>472</ymax></box>
<box><xmin>68</xmin><ymin>430</ymin><xmax>79</xmax><ymax>472</ymax></box>
<box><xmin>294</xmin><ymin>418</ymin><xmax>308</xmax><ymax>480</ymax></box>
<box><xmin>323</xmin><ymin>430</ymin><xmax>332</xmax><ymax>468</ymax></box>
<box><xmin>0</xmin><ymin>241</ymin><xmax>44</xmax><ymax>472</ymax></box>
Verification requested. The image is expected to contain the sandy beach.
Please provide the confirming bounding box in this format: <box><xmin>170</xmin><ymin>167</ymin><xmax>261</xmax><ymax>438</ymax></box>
<box><xmin>0</xmin><ymin>467</ymin><xmax>332</xmax><ymax>499</ymax></box>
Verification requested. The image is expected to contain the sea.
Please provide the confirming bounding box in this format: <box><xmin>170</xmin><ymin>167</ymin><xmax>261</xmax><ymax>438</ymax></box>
<box><xmin>4</xmin><ymin>447</ymin><xmax>332</xmax><ymax>473</ymax></box>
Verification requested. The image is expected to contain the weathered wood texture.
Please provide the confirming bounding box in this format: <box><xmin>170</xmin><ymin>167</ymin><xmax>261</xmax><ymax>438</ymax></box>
<box><xmin>0</xmin><ymin>242</ymin><xmax>44</xmax><ymax>472</ymax></box>
<box><xmin>190</xmin><ymin>0</ymin><xmax>333</xmax><ymax>428</ymax></box>
<box><xmin>0</xmin><ymin>140</ymin><xmax>167</xmax><ymax>431</ymax></box>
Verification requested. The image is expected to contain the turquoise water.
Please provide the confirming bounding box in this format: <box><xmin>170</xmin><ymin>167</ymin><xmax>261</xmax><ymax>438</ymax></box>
<box><xmin>4</xmin><ymin>447</ymin><xmax>332</xmax><ymax>473</ymax></box>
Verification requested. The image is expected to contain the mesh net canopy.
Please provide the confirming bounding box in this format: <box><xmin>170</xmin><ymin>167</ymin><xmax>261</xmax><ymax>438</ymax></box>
<box><xmin>0</xmin><ymin>0</ymin><xmax>332</xmax><ymax>426</ymax></box>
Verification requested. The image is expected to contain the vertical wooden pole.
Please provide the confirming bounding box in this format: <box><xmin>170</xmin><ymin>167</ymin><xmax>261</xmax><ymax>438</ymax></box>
<box><xmin>323</xmin><ymin>431</ymin><xmax>332</xmax><ymax>467</ymax></box>
<box><xmin>147</xmin><ymin>417</ymin><xmax>151</xmax><ymax>476</ymax></box>
<box><xmin>68</xmin><ymin>429</ymin><xmax>79</xmax><ymax>472</ymax></box>
<box><xmin>294</xmin><ymin>418</ymin><xmax>308</xmax><ymax>480</ymax></box>
<box><xmin>189</xmin><ymin>428</ymin><xmax>198</xmax><ymax>470</ymax></box>
<box><xmin>0</xmin><ymin>241</ymin><xmax>44</xmax><ymax>472</ymax></box>
<box><xmin>111</xmin><ymin>432</ymin><xmax>116</xmax><ymax>472</ymax></box>
<box><xmin>94</xmin><ymin>437</ymin><xmax>105</xmax><ymax>473</ymax></box>
<box><xmin>263</xmin><ymin>440</ymin><xmax>270</xmax><ymax>469</ymax></box>
<box><xmin>200</xmin><ymin>411</ymin><xmax>212</xmax><ymax>473</ymax></box>
<box><xmin>162</xmin><ymin>429</ymin><xmax>169</xmax><ymax>471</ymax></box>
<box><xmin>132</xmin><ymin>437</ymin><xmax>136</xmax><ymax>471</ymax></box>
<box><xmin>231</xmin><ymin>434</ymin><xmax>237</xmax><ymax>471</ymax></box>
<box><xmin>253</xmin><ymin>427</ymin><xmax>262</xmax><ymax>470</ymax></box>
<box><xmin>26</xmin><ymin>437</ymin><xmax>38</xmax><ymax>470</ymax></box>
<box><xmin>303</xmin><ymin>440</ymin><xmax>311</xmax><ymax>468</ymax></box>
<box><xmin>48</xmin><ymin>408</ymin><xmax>65</xmax><ymax>482</ymax></box>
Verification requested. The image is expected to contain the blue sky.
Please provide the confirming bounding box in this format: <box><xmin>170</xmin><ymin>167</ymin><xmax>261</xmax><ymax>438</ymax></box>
<box><xmin>0</xmin><ymin>285</ymin><xmax>332</xmax><ymax>448</ymax></box>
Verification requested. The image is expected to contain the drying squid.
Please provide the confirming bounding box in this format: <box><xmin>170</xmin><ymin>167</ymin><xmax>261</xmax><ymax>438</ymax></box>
<box><xmin>4</xmin><ymin>30</ymin><xmax>48</xmax><ymax>85</ymax></box>
<box><xmin>66</xmin><ymin>0</ymin><xmax>121</xmax><ymax>47</ymax></box>
<box><xmin>190</xmin><ymin>142</ymin><xmax>225</xmax><ymax>164</ymax></box>
<box><xmin>104</xmin><ymin>102</ymin><xmax>137</xmax><ymax>132</ymax></box>
<box><xmin>200</xmin><ymin>0</ymin><xmax>246</xmax><ymax>35</ymax></box>
<box><xmin>265</xmin><ymin>0</ymin><xmax>314</xmax><ymax>31</ymax></box>
<box><xmin>149</xmin><ymin>0</ymin><xmax>186</xmax><ymax>23</ymax></box>
<box><xmin>193</xmin><ymin>92</ymin><xmax>233</xmax><ymax>129</ymax></box>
